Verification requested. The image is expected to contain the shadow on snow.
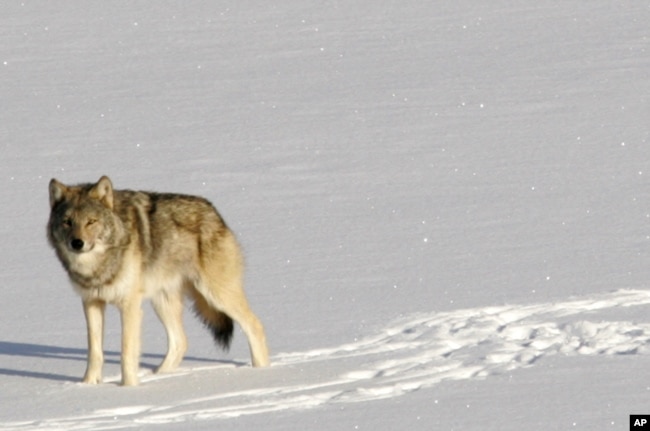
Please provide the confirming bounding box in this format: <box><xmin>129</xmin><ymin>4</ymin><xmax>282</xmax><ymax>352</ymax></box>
<box><xmin>0</xmin><ymin>341</ymin><xmax>240</xmax><ymax>383</ymax></box>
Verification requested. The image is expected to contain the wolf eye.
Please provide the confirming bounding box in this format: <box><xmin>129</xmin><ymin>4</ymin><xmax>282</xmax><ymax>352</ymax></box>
<box><xmin>87</xmin><ymin>219</ymin><xmax>97</xmax><ymax>226</ymax></box>
<box><xmin>62</xmin><ymin>219</ymin><xmax>72</xmax><ymax>227</ymax></box>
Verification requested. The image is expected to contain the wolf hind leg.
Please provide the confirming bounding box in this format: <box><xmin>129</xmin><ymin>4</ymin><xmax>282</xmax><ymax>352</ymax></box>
<box><xmin>195</xmin><ymin>278</ymin><xmax>270</xmax><ymax>368</ymax></box>
<box><xmin>224</xmin><ymin>299</ymin><xmax>270</xmax><ymax>368</ymax></box>
<box><xmin>196</xmin><ymin>229</ymin><xmax>269</xmax><ymax>367</ymax></box>
<box><xmin>151</xmin><ymin>288</ymin><xmax>188</xmax><ymax>373</ymax></box>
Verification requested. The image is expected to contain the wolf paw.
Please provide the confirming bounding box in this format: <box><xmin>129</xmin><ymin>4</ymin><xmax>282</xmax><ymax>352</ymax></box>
<box><xmin>82</xmin><ymin>374</ymin><xmax>102</xmax><ymax>384</ymax></box>
<box><xmin>120</xmin><ymin>376</ymin><xmax>139</xmax><ymax>387</ymax></box>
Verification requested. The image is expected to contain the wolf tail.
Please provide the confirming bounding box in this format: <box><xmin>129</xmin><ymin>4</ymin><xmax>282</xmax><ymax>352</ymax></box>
<box><xmin>187</xmin><ymin>286</ymin><xmax>234</xmax><ymax>350</ymax></box>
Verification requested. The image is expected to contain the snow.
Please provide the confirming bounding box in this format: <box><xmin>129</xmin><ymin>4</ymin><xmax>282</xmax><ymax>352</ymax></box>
<box><xmin>1</xmin><ymin>1</ymin><xmax>650</xmax><ymax>430</ymax></box>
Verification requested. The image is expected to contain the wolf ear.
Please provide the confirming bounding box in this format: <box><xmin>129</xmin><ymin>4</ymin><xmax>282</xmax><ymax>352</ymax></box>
<box><xmin>89</xmin><ymin>175</ymin><xmax>114</xmax><ymax>209</ymax></box>
<box><xmin>49</xmin><ymin>179</ymin><xmax>68</xmax><ymax>208</ymax></box>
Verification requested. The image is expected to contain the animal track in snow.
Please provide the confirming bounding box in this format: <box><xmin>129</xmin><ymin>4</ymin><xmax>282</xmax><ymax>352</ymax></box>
<box><xmin>278</xmin><ymin>288</ymin><xmax>650</xmax><ymax>379</ymax></box>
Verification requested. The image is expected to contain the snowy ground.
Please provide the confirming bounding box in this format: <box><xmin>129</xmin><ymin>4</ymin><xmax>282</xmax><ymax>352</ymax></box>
<box><xmin>1</xmin><ymin>2</ymin><xmax>650</xmax><ymax>430</ymax></box>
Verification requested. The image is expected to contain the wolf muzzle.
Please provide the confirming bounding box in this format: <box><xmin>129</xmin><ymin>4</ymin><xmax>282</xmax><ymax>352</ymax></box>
<box><xmin>70</xmin><ymin>238</ymin><xmax>85</xmax><ymax>252</ymax></box>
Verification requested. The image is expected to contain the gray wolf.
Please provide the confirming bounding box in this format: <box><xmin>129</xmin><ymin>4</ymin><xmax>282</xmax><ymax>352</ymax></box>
<box><xmin>47</xmin><ymin>176</ymin><xmax>269</xmax><ymax>386</ymax></box>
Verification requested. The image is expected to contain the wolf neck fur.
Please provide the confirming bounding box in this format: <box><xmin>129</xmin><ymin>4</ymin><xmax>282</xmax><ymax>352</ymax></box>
<box><xmin>64</xmin><ymin>239</ymin><xmax>132</xmax><ymax>290</ymax></box>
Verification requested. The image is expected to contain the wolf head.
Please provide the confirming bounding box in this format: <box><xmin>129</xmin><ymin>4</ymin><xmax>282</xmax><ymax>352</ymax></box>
<box><xmin>48</xmin><ymin>176</ymin><xmax>122</xmax><ymax>256</ymax></box>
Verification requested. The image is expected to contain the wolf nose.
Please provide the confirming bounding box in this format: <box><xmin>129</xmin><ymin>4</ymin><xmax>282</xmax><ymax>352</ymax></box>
<box><xmin>70</xmin><ymin>238</ymin><xmax>85</xmax><ymax>251</ymax></box>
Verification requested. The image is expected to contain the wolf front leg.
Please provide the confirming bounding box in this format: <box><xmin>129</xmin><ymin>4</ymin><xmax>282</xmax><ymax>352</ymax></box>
<box><xmin>82</xmin><ymin>299</ymin><xmax>106</xmax><ymax>384</ymax></box>
<box><xmin>118</xmin><ymin>294</ymin><xmax>144</xmax><ymax>386</ymax></box>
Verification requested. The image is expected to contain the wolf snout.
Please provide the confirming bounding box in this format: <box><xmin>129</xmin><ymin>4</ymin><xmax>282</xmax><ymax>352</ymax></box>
<box><xmin>70</xmin><ymin>238</ymin><xmax>85</xmax><ymax>251</ymax></box>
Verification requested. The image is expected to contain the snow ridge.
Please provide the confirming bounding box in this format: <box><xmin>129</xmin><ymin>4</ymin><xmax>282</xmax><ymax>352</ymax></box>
<box><xmin>4</xmin><ymin>289</ymin><xmax>650</xmax><ymax>430</ymax></box>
